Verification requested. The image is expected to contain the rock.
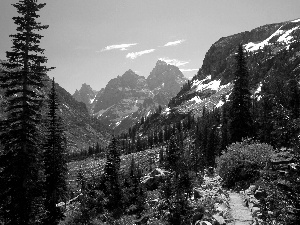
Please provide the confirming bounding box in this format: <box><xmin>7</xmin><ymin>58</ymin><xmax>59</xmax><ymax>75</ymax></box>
<box><xmin>192</xmin><ymin>207</ymin><xmax>205</xmax><ymax>224</ymax></box>
<box><xmin>207</xmin><ymin>167</ymin><xmax>214</xmax><ymax>176</ymax></box>
<box><xmin>149</xmin><ymin>168</ymin><xmax>168</xmax><ymax>177</ymax></box>
<box><xmin>214</xmin><ymin>203</ymin><xmax>227</xmax><ymax>216</ymax></box>
<box><xmin>212</xmin><ymin>214</ymin><xmax>226</xmax><ymax>225</ymax></box>
<box><xmin>252</xmin><ymin>207</ymin><xmax>260</xmax><ymax>217</ymax></box>
<box><xmin>195</xmin><ymin>221</ymin><xmax>212</xmax><ymax>225</ymax></box>
<box><xmin>194</xmin><ymin>188</ymin><xmax>203</xmax><ymax>200</ymax></box>
<box><xmin>249</xmin><ymin>196</ymin><xmax>260</xmax><ymax>206</ymax></box>
<box><xmin>141</xmin><ymin>176</ymin><xmax>157</xmax><ymax>190</ymax></box>
<box><xmin>254</xmin><ymin>188</ymin><xmax>267</xmax><ymax>199</ymax></box>
<box><xmin>141</xmin><ymin>168</ymin><xmax>168</xmax><ymax>190</ymax></box>
<box><xmin>134</xmin><ymin>215</ymin><xmax>149</xmax><ymax>225</ymax></box>
<box><xmin>246</xmin><ymin>185</ymin><xmax>257</xmax><ymax>195</ymax></box>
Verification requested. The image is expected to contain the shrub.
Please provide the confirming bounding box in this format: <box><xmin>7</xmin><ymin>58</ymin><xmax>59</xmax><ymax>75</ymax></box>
<box><xmin>216</xmin><ymin>140</ymin><xmax>274</xmax><ymax>188</ymax></box>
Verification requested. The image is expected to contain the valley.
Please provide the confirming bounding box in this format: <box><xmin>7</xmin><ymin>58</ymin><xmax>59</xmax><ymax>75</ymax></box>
<box><xmin>0</xmin><ymin>1</ymin><xmax>300</xmax><ymax>224</ymax></box>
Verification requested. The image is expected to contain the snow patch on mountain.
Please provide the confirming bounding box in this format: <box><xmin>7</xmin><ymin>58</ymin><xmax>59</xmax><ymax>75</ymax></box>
<box><xmin>90</xmin><ymin>96</ymin><xmax>96</xmax><ymax>104</ymax></box>
<box><xmin>195</xmin><ymin>79</ymin><xmax>221</xmax><ymax>92</ymax></box>
<box><xmin>162</xmin><ymin>107</ymin><xmax>170</xmax><ymax>116</ymax></box>
<box><xmin>278</xmin><ymin>26</ymin><xmax>299</xmax><ymax>43</ymax></box>
<box><xmin>245</xmin><ymin>25</ymin><xmax>299</xmax><ymax>52</ymax></box>
<box><xmin>215</xmin><ymin>100</ymin><xmax>224</xmax><ymax>108</ymax></box>
<box><xmin>291</xmin><ymin>18</ymin><xmax>300</xmax><ymax>23</ymax></box>
<box><xmin>190</xmin><ymin>96</ymin><xmax>202</xmax><ymax>103</ymax></box>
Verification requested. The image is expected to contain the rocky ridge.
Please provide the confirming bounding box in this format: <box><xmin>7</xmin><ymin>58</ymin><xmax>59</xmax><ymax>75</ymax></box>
<box><xmin>154</xmin><ymin>18</ymin><xmax>300</xmax><ymax>122</ymax></box>
<box><xmin>73</xmin><ymin>83</ymin><xmax>102</xmax><ymax>114</ymax></box>
<box><xmin>73</xmin><ymin>60</ymin><xmax>187</xmax><ymax>133</ymax></box>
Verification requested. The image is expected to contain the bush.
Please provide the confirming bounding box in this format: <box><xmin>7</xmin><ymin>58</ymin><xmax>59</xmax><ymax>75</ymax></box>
<box><xmin>216</xmin><ymin>140</ymin><xmax>274</xmax><ymax>188</ymax></box>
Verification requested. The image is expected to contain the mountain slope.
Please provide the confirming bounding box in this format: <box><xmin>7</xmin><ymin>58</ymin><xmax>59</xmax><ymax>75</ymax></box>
<box><xmin>73</xmin><ymin>83</ymin><xmax>101</xmax><ymax>113</ymax></box>
<box><xmin>74</xmin><ymin>61</ymin><xmax>187</xmax><ymax>133</ymax></box>
<box><xmin>0</xmin><ymin>64</ymin><xmax>111</xmax><ymax>153</ymax></box>
<box><xmin>168</xmin><ymin>18</ymin><xmax>300</xmax><ymax>116</ymax></box>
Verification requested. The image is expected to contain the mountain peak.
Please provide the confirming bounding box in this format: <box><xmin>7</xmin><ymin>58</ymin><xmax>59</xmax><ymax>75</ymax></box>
<box><xmin>122</xmin><ymin>69</ymin><xmax>140</xmax><ymax>79</ymax></box>
<box><xmin>156</xmin><ymin>60</ymin><xmax>167</xmax><ymax>66</ymax></box>
<box><xmin>126</xmin><ymin>69</ymin><xmax>135</xmax><ymax>73</ymax></box>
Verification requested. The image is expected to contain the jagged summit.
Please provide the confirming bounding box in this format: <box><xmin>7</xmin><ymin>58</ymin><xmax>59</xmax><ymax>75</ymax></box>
<box><xmin>73</xmin><ymin>60</ymin><xmax>187</xmax><ymax>133</ymax></box>
<box><xmin>121</xmin><ymin>69</ymin><xmax>143</xmax><ymax>81</ymax></box>
<box><xmin>147</xmin><ymin>59</ymin><xmax>187</xmax><ymax>94</ymax></box>
<box><xmin>156</xmin><ymin>60</ymin><xmax>167</xmax><ymax>66</ymax></box>
<box><xmin>73</xmin><ymin>82</ymin><xmax>99</xmax><ymax>113</ymax></box>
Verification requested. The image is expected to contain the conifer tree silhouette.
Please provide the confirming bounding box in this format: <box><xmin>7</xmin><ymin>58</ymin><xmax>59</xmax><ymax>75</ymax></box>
<box><xmin>229</xmin><ymin>44</ymin><xmax>253</xmax><ymax>143</ymax></box>
<box><xmin>0</xmin><ymin>1</ymin><xmax>52</xmax><ymax>224</ymax></box>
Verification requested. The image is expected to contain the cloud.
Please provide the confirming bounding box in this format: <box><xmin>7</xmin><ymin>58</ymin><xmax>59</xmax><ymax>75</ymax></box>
<box><xmin>126</xmin><ymin>49</ymin><xmax>155</xmax><ymax>59</ymax></box>
<box><xmin>101</xmin><ymin>43</ymin><xmax>137</xmax><ymax>52</ymax></box>
<box><xmin>164</xmin><ymin>39</ymin><xmax>185</xmax><ymax>47</ymax></box>
<box><xmin>180</xmin><ymin>68</ymin><xmax>199</xmax><ymax>72</ymax></box>
<box><xmin>159</xmin><ymin>57</ymin><xmax>189</xmax><ymax>67</ymax></box>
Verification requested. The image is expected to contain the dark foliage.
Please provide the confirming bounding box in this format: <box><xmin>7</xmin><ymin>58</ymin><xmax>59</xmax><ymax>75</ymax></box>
<box><xmin>229</xmin><ymin>44</ymin><xmax>253</xmax><ymax>143</ymax></box>
<box><xmin>0</xmin><ymin>1</ymin><xmax>52</xmax><ymax>224</ymax></box>
<box><xmin>102</xmin><ymin>137</ymin><xmax>123</xmax><ymax>217</ymax></box>
<box><xmin>43</xmin><ymin>78</ymin><xmax>68</xmax><ymax>225</ymax></box>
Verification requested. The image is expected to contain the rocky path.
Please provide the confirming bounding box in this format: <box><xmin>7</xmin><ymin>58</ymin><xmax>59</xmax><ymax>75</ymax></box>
<box><xmin>228</xmin><ymin>192</ymin><xmax>253</xmax><ymax>225</ymax></box>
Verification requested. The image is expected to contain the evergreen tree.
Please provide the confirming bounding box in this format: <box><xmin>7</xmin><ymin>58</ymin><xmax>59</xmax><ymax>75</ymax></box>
<box><xmin>165</xmin><ymin>136</ymin><xmax>181</xmax><ymax>172</ymax></box>
<box><xmin>75</xmin><ymin>170</ymin><xmax>105</xmax><ymax>225</ymax></box>
<box><xmin>103</xmin><ymin>137</ymin><xmax>122</xmax><ymax>216</ymax></box>
<box><xmin>43</xmin><ymin>78</ymin><xmax>68</xmax><ymax>225</ymax></box>
<box><xmin>0</xmin><ymin>1</ymin><xmax>51</xmax><ymax>224</ymax></box>
<box><xmin>95</xmin><ymin>142</ymin><xmax>100</xmax><ymax>154</ymax></box>
<box><xmin>229</xmin><ymin>44</ymin><xmax>253</xmax><ymax>143</ymax></box>
<box><xmin>221</xmin><ymin>100</ymin><xmax>230</xmax><ymax>150</ymax></box>
<box><xmin>287</xmin><ymin>79</ymin><xmax>300</xmax><ymax>119</ymax></box>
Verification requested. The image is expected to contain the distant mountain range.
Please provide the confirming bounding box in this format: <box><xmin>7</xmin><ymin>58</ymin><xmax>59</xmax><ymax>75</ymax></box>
<box><xmin>73</xmin><ymin>60</ymin><xmax>187</xmax><ymax>133</ymax></box>
<box><xmin>2</xmin><ymin>18</ymin><xmax>299</xmax><ymax>152</ymax></box>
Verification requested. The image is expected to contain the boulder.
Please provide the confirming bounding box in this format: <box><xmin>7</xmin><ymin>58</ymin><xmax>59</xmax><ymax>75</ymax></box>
<box><xmin>150</xmin><ymin>168</ymin><xmax>167</xmax><ymax>177</ymax></box>
<box><xmin>245</xmin><ymin>185</ymin><xmax>257</xmax><ymax>195</ymax></box>
<box><xmin>192</xmin><ymin>207</ymin><xmax>205</xmax><ymax>224</ymax></box>
<box><xmin>212</xmin><ymin>214</ymin><xmax>226</xmax><ymax>225</ymax></box>
<box><xmin>141</xmin><ymin>168</ymin><xmax>168</xmax><ymax>190</ymax></box>
<box><xmin>141</xmin><ymin>176</ymin><xmax>159</xmax><ymax>190</ymax></box>
<box><xmin>252</xmin><ymin>207</ymin><xmax>261</xmax><ymax>217</ymax></box>
<box><xmin>254</xmin><ymin>188</ymin><xmax>267</xmax><ymax>199</ymax></box>
<box><xmin>249</xmin><ymin>196</ymin><xmax>260</xmax><ymax>207</ymax></box>
<box><xmin>194</xmin><ymin>188</ymin><xmax>203</xmax><ymax>200</ymax></box>
<box><xmin>195</xmin><ymin>221</ymin><xmax>212</xmax><ymax>225</ymax></box>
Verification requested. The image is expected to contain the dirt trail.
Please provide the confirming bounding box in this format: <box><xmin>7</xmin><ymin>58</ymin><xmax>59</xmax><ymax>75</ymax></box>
<box><xmin>228</xmin><ymin>192</ymin><xmax>253</xmax><ymax>225</ymax></box>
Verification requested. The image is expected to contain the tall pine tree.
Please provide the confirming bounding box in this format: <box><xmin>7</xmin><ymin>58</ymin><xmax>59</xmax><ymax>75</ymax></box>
<box><xmin>103</xmin><ymin>137</ymin><xmax>122</xmax><ymax>216</ymax></box>
<box><xmin>0</xmin><ymin>1</ymin><xmax>51</xmax><ymax>224</ymax></box>
<box><xmin>43</xmin><ymin>78</ymin><xmax>68</xmax><ymax>225</ymax></box>
<box><xmin>229</xmin><ymin>44</ymin><xmax>253</xmax><ymax>143</ymax></box>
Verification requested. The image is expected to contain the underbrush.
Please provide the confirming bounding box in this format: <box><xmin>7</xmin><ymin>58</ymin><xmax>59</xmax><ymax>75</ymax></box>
<box><xmin>216</xmin><ymin>139</ymin><xmax>274</xmax><ymax>188</ymax></box>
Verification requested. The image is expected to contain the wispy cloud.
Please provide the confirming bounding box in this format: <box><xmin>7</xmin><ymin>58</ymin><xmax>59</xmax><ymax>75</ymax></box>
<box><xmin>180</xmin><ymin>68</ymin><xmax>198</xmax><ymax>72</ymax></box>
<box><xmin>164</xmin><ymin>39</ymin><xmax>185</xmax><ymax>47</ymax></box>
<box><xmin>101</xmin><ymin>43</ymin><xmax>138</xmax><ymax>52</ymax></box>
<box><xmin>126</xmin><ymin>49</ymin><xmax>155</xmax><ymax>59</ymax></box>
<box><xmin>159</xmin><ymin>57</ymin><xmax>189</xmax><ymax>67</ymax></box>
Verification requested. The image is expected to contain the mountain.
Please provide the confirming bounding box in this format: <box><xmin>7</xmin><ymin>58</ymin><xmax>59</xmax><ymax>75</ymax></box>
<box><xmin>0</xmin><ymin>64</ymin><xmax>111</xmax><ymax>153</ymax></box>
<box><xmin>127</xmin><ymin>18</ymin><xmax>300</xmax><ymax>134</ymax></box>
<box><xmin>73</xmin><ymin>83</ymin><xmax>103</xmax><ymax>113</ymax></box>
<box><xmin>167</xmin><ymin>18</ymin><xmax>300</xmax><ymax>116</ymax></box>
<box><xmin>74</xmin><ymin>61</ymin><xmax>187</xmax><ymax>133</ymax></box>
<box><xmin>50</xmin><ymin>80</ymin><xmax>111</xmax><ymax>153</ymax></box>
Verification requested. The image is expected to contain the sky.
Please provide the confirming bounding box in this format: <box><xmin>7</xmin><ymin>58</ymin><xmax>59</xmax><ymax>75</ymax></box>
<box><xmin>0</xmin><ymin>0</ymin><xmax>299</xmax><ymax>94</ymax></box>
